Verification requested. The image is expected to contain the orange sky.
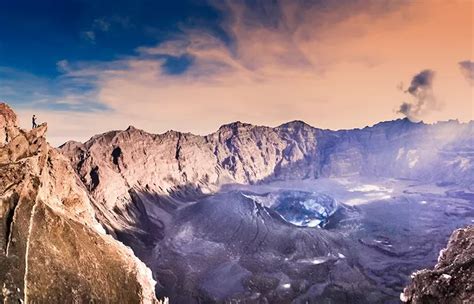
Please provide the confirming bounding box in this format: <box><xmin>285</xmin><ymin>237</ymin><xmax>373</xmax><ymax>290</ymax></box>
<box><xmin>18</xmin><ymin>0</ymin><xmax>473</xmax><ymax>146</ymax></box>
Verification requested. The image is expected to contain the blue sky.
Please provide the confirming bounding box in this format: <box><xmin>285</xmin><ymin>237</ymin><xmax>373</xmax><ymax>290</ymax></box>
<box><xmin>0</xmin><ymin>0</ymin><xmax>226</xmax><ymax>109</ymax></box>
<box><xmin>0</xmin><ymin>1</ymin><xmax>472</xmax><ymax>146</ymax></box>
<box><xmin>0</xmin><ymin>0</ymin><xmax>224</xmax><ymax>74</ymax></box>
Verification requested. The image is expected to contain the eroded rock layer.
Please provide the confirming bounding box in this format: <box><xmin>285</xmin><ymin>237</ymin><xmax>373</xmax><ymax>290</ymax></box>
<box><xmin>0</xmin><ymin>103</ymin><xmax>159</xmax><ymax>303</ymax></box>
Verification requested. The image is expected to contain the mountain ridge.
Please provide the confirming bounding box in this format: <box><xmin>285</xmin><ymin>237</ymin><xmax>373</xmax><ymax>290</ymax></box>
<box><xmin>60</xmin><ymin>117</ymin><xmax>474</xmax><ymax>148</ymax></box>
<box><xmin>60</xmin><ymin>115</ymin><xmax>473</xmax><ymax>190</ymax></box>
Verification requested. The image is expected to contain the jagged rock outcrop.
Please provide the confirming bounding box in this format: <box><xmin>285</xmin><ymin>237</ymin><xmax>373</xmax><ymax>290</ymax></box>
<box><xmin>401</xmin><ymin>225</ymin><xmax>474</xmax><ymax>303</ymax></box>
<box><xmin>0</xmin><ymin>103</ymin><xmax>159</xmax><ymax>303</ymax></box>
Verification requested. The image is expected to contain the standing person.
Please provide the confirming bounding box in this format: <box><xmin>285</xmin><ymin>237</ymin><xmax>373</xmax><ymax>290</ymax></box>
<box><xmin>32</xmin><ymin>115</ymin><xmax>37</xmax><ymax>128</ymax></box>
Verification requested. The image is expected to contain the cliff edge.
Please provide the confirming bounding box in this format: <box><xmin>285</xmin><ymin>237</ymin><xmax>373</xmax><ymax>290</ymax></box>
<box><xmin>0</xmin><ymin>103</ymin><xmax>159</xmax><ymax>303</ymax></box>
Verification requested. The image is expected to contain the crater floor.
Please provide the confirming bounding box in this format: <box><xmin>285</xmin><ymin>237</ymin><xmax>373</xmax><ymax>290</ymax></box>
<box><xmin>133</xmin><ymin>177</ymin><xmax>474</xmax><ymax>303</ymax></box>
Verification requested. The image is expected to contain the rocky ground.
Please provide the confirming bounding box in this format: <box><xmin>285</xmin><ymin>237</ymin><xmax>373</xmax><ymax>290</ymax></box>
<box><xmin>139</xmin><ymin>179</ymin><xmax>472</xmax><ymax>303</ymax></box>
<box><xmin>402</xmin><ymin>225</ymin><xmax>474</xmax><ymax>304</ymax></box>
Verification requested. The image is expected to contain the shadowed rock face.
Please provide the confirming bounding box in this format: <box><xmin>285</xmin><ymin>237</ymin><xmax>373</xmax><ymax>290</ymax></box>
<box><xmin>402</xmin><ymin>225</ymin><xmax>474</xmax><ymax>304</ymax></box>
<box><xmin>0</xmin><ymin>103</ymin><xmax>159</xmax><ymax>303</ymax></box>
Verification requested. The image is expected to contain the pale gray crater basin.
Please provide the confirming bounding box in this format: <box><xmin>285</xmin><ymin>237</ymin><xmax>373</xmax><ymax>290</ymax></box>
<box><xmin>125</xmin><ymin>179</ymin><xmax>474</xmax><ymax>303</ymax></box>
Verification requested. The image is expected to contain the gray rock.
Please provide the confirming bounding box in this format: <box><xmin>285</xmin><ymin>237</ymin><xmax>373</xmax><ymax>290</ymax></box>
<box><xmin>402</xmin><ymin>225</ymin><xmax>474</xmax><ymax>304</ymax></box>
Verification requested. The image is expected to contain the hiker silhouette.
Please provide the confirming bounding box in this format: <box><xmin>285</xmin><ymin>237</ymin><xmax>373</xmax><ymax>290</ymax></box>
<box><xmin>32</xmin><ymin>115</ymin><xmax>37</xmax><ymax>128</ymax></box>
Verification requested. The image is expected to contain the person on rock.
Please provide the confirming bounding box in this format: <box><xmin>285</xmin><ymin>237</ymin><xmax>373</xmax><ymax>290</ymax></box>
<box><xmin>32</xmin><ymin>114</ymin><xmax>37</xmax><ymax>129</ymax></box>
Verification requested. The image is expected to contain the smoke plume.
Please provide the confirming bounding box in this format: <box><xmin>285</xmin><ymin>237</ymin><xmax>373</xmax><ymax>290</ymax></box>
<box><xmin>398</xmin><ymin>69</ymin><xmax>436</xmax><ymax>121</ymax></box>
<box><xmin>459</xmin><ymin>60</ymin><xmax>474</xmax><ymax>85</ymax></box>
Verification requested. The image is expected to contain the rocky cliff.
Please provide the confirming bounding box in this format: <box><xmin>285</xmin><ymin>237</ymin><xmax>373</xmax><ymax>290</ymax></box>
<box><xmin>402</xmin><ymin>225</ymin><xmax>474</xmax><ymax>303</ymax></box>
<box><xmin>60</xmin><ymin>117</ymin><xmax>473</xmax><ymax>222</ymax></box>
<box><xmin>0</xmin><ymin>103</ymin><xmax>159</xmax><ymax>303</ymax></box>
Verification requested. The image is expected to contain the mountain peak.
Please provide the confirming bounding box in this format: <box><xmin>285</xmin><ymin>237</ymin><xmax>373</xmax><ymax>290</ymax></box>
<box><xmin>278</xmin><ymin>120</ymin><xmax>314</xmax><ymax>130</ymax></box>
<box><xmin>218</xmin><ymin>121</ymin><xmax>254</xmax><ymax>131</ymax></box>
<box><xmin>125</xmin><ymin>125</ymin><xmax>146</xmax><ymax>133</ymax></box>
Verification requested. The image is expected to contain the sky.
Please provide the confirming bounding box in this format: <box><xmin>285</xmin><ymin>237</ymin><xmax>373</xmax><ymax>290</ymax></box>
<box><xmin>0</xmin><ymin>0</ymin><xmax>473</xmax><ymax>146</ymax></box>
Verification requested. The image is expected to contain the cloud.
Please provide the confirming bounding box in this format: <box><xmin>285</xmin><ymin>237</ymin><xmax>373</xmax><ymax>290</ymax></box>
<box><xmin>81</xmin><ymin>31</ymin><xmax>96</xmax><ymax>43</ymax></box>
<box><xmin>398</xmin><ymin>69</ymin><xmax>438</xmax><ymax>121</ymax></box>
<box><xmin>93</xmin><ymin>18</ymin><xmax>111</xmax><ymax>32</ymax></box>
<box><xmin>7</xmin><ymin>0</ymin><xmax>474</xmax><ymax>146</ymax></box>
<box><xmin>459</xmin><ymin>60</ymin><xmax>474</xmax><ymax>85</ymax></box>
<box><xmin>93</xmin><ymin>16</ymin><xmax>132</xmax><ymax>32</ymax></box>
<box><xmin>56</xmin><ymin>60</ymin><xmax>69</xmax><ymax>73</ymax></box>
<box><xmin>0</xmin><ymin>65</ymin><xmax>105</xmax><ymax>116</ymax></box>
<box><xmin>80</xmin><ymin>16</ymin><xmax>132</xmax><ymax>45</ymax></box>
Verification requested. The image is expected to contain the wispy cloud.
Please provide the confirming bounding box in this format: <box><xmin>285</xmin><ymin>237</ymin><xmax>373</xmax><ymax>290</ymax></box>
<box><xmin>0</xmin><ymin>65</ymin><xmax>105</xmax><ymax>115</ymax></box>
<box><xmin>56</xmin><ymin>60</ymin><xmax>70</xmax><ymax>73</ymax></box>
<box><xmin>93</xmin><ymin>18</ymin><xmax>111</xmax><ymax>32</ymax></box>
<box><xmin>81</xmin><ymin>31</ymin><xmax>96</xmax><ymax>43</ymax></box>
<box><xmin>81</xmin><ymin>16</ymin><xmax>133</xmax><ymax>44</ymax></box>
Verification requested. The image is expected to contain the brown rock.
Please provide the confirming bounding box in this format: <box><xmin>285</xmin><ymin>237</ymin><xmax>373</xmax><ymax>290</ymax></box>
<box><xmin>0</xmin><ymin>103</ymin><xmax>19</xmax><ymax>145</ymax></box>
<box><xmin>0</xmin><ymin>103</ymin><xmax>160</xmax><ymax>303</ymax></box>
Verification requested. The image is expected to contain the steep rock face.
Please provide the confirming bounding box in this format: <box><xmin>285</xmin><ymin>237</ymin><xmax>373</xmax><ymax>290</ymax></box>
<box><xmin>60</xmin><ymin>117</ymin><xmax>473</xmax><ymax>218</ymax></box>
<box><xmin>402</xmin><ymin>225</ymin><xmax>474</xmax><ymax>303</ymax></box>
<box><xmin>0</xmin><ymin>103</ymin><xmax>159</xmax><ymax>303</ymax></box>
